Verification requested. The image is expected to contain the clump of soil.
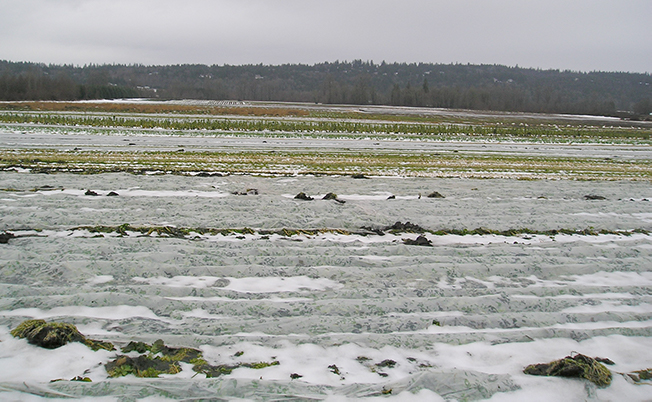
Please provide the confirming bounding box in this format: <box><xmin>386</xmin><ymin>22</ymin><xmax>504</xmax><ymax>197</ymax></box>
<box><xmin>294</xmin><ymin>192</ymin><xmax>314</xmax><ymax>201</ymax></box>
<box><xmin>376</xmin><ymin>359</ymin><xmax>397</xmax><ymax>368</ymax></box>
<box><xmin>385</xmin><ymin>221</ymin><xmax>427</xmax><ymax>233</ymax></box>
<box><xmin>233</xmin><ymin>188</ymin><xmax>259</xmax><ymax>195</ymax></box>
<box><xmin>196</xmin><ymin>172</ymin><xmax>223</xmax><ymax>177</ymax></box>
<box><xmin>524</xmin><ymin>353</ymin><xmax>612</xmax><ymax>387</ymax></box>
<box><xmin>322</xmin><ymin>192</ymin><xmax>345</xmax><ymax>203</ymax></box>
<box><xmin>356</xmin><ymin>356</ymin><xmax>399</xmax><ymax>377</ymax></box>
<box><xmin>403</xmin><ymin>235</ymin><xmax>433</xmax><ymax>247</ymax></box>
<box><xmin>0</xmin><ymin>231</ymin><xmax>15</xmax><ymax>244</ymax></box>
<box><xmin>328</xmin><ymin>364</ymin><xmax>341</xmax><ymax>375</ymax></box>
<box><xmin>585</xmin><ymin>194</ymin><xmax>607</xmax><ymax>200</ymax></box>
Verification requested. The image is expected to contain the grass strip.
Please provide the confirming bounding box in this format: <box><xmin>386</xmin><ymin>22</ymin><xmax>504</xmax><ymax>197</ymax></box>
<box><xmin>2</xmin><ymin>149</ymin><xmax>651</xmax><ymax>180</ymax></box>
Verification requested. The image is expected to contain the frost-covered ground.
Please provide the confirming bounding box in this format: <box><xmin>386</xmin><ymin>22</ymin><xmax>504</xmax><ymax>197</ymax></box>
<box><xmin>1</xmin><ymin>171</ymin><xmax>651</xmax><ymax>400</ymax></box>
<box><xmin>3</xmin><ymin>128</ymin><xmax>652</xmax><ymax>161</ymax></box>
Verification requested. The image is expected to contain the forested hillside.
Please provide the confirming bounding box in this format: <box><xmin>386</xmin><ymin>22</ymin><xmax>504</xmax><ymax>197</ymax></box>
<box><xmin>1</xmin><ymin>60</ymin><xmax>650</xmax><ymax>117</ymax></box>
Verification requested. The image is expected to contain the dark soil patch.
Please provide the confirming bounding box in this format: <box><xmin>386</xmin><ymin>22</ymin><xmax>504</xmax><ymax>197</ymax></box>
<box><xmin>385</xmin><ymin>221</ymin><xmax>426</xmax><ymax>233</ymax></box>
<box><xmin>403</xmin><ymin>235</ymin><xmax>433</xmax><ymax>247</ymax></box>
<box><xmin>0</xmin><ymin>231</ymin><xmax>15</xmax><ymax>244</ymax></box>
<box><xmin>294</xmin><ymin>192</ymin><xmax>314</xmax><ymax>201</ymax></box>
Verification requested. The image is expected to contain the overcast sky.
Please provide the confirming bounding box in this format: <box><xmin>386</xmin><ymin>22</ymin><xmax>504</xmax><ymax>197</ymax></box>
<box><xmin>1</xmin><ymin>0</ymin><xmax>650</xmax><ymax>73</ymax></box>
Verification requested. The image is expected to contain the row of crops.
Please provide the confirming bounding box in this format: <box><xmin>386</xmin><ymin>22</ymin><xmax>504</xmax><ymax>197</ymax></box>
<box><xmin>1</xmin><ymin>111</ymin><xmax>650</xmax><ymax>142</ymax></box>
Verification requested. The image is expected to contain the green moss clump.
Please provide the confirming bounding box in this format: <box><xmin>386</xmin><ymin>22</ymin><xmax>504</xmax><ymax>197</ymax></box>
<box><xmin>11</xmin><ymin>319</ymin><xmax>115</xmax><ymax>351</ymax></box>
<box><xmin>376</xmin><ymin>359</ymin><xmax>397</xmax><ymax>369</ymax></box>
<box><xmin>12</xmin><ymin>320</ymin><xmax>86</xmax><ymax>349</ymax></box>
<box><xmin>636</xmin><ymin>369</ymin><xmax>652</xmax><ymax>380</ymax></box>
<box><xmin>294</xmin><ymin>192</ymin><xmax>313</xmax><ymax>201</ymax></box>
<box><xmin>106</xmin><ymin>355</ymin><xmax>181</xmax><ymax>378</ymax></box>
<box><xmin>189</xmin><ymin>357</ymin><xmax>209</xmax><ymax>366</ymax></box>
<box><xmin>109</xmin><ymin>339</ymin><xmax>213</xmax><ymax>378</ymax></box>
<box><xmin>243</xmin><ymin>361</ymin><xmax>280</xmax><ymax>369</ymax></box>
<box><xmin>627</xmin><ymin>368</ymin><xmax>652</xmax><ymax>383</ymax></box>
<box><xmin>139</xmin><ymin>367</ymin><xmax>166</xmax><ymax>378</ymax></box>
<box><xmin>117</xmin><ymin>223</ymin><xmax>131</xmax><ymax>235</ymax></box>
<box><xmin>108</xmin><ymin>363</ymin><xmax>134</xmax><ymax>377</ymax></box>
<box><xmin>160</xmin><ymin>347</ymin><xmax>203</xmax><ymax>363</ymax></box>
<box><xmin>122</xmin><ymin>341</ymin><xmax>151</xmax><ymax>354</ymax></box>
<box><xmin>150</xmin><ymin>339</ymin><xmax>166</xmax><ymax>354</ymax></box>
<box><xmin>281</xmin><ymin>228</ymin><xmax>299</xmax><ymax>237</ymax></box>
<box><xmin>241</xmin><ymin>227</ymin><xmax>255</xmax><ymax>235</ymax></box>
<box><xmin>147</xmin><ymin>339</ymin><xmax>202</xmax><ymax>363</ymax></box>
<box><xmin>83</xmin><ymin>338</ymin><xmax>116</xmax><ymax>351</ymax></box>
<box><xmin>524</xmin><ymin>353</ymin><xmax>612</xmax><ymax>387</ymax></box>
<box><xmin>191</xmin><ymin>359</ymin><xmax>280</xmax><ymax>378</ymax></box>
<box><xmin>471</xmin><ymin>227</ymin><xmax>495</xmax><ymax>235</ymax></box>
<box><xmin>192</xmin><ymin>362</ymin><xmax>238</xmax><ymax>378</ymax></box>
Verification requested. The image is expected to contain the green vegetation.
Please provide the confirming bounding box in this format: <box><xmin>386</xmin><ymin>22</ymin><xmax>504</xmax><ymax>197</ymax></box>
<box><xmin>3</xmin><ymin>224</ymin><xmax>648</xmax><ymax>241</ymax></box>
<box><xmin>106</xmin><ymin>339</ymin><xmax>279</xmax><ymax>379</ymax></box>
<box><xmin>1</xmin><ymin>147</ymin><xmax>650</xmax><ymax>180</ymax></box>
<box><xmin>11</xmin><ymin>319</ymin><xmax>115</xmax><ymax>351</ymax></box>
<box><xmin>0</xmin><ymin>68</ymin><xmax>138</xmax><ymax>101</ymax></box>
<box><xmin>11</xmin><ymin>320</ymin><xmax>84</xmax><ymax>349</ymax></box>
<box><xmin>0</xmin><ymin>101</ymin><xmax>650</xmax><ymax>180</ymax></box>
<box><xmin>2</xmin><ymin>60</ymin><xmax>650</xmax><ymax>117</ymax></box>
<box><xmin>524</xmin><ymin>353</ymin><xmax>612</xmax><ymax>387</ymax></box>
<box><xmin>11</xmin><ymin>318</ymin><xmax>652</xmax><ymax>386</ymax></box>
<box><xmin>8</xmin><ymin>329</ymin><xmax>282</xmax><ymax>379</ymax></box>
<box><xmin>626</xmin><ymin>368</ymin><xmax>652</xmax><ymax>383</ymax></box>
<box><xmin>106</xmin><ymin>355</ymin><xmax>181</xmax><ymax>378</ymax></box>
<box><xmin>1</xmin><ymin>110</ymin><xmax>649</xmax><ymax>142</ymax></box>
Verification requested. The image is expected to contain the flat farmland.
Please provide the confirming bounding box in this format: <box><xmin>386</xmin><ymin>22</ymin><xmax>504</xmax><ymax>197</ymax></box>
<box><xmin>0</xmin><ymin>101</ymin><xmax>651</xmax><ymax>400</ymax></box>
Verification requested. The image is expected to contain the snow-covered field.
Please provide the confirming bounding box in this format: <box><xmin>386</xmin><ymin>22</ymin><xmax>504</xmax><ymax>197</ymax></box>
<box><xmin>1</xmin><ymin>171</ymin><xmax>651</xmax><ymax>400</ymax></box>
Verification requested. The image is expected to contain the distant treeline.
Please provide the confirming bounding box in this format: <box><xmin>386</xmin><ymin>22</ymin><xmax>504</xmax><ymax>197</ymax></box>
<box><xmin>1</xmin><ymin>60</ymin><xmax>650</xmax><ymax>117</ymax></box>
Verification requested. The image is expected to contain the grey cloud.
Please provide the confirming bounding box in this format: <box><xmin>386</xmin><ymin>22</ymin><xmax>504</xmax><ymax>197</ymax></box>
<box><xmin>0</xmin><ymin>0</ymin><xmax>650</xmax><ymax>72</ymax></box>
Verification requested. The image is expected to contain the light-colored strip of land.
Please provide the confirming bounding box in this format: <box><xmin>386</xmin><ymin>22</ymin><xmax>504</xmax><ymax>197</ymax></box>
<box><xmin>1</xmin><ymin>101</ymin><xmax>651</xmax><ymax>180</ymax></box>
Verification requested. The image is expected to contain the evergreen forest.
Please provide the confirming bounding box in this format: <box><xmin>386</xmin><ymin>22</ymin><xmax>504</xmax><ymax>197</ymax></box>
<box><xmin>1</xmin><ymin>60</ymin><xmax>650</xmax><ymax>118</ymax></box>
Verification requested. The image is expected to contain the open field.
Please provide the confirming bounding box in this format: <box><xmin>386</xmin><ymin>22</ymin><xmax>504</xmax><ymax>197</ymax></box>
<box><xmin>1</xmin><ymin>101</ymin><xmax>651</xmax><ymax>400</ymax></box>
<box><xmin>1</xmin><ymin>100</ymin><xmax>652</xmax><ymax>181</ymax></box>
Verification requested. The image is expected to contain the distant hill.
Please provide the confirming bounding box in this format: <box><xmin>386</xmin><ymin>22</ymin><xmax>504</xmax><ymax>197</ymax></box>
<box><xmin>1</xmin><ymin>60</ymin><xmax>650</xmax><ymax>118</ymax></box>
